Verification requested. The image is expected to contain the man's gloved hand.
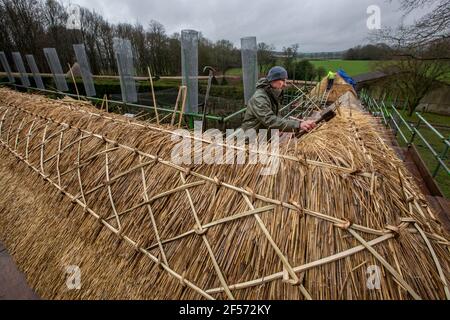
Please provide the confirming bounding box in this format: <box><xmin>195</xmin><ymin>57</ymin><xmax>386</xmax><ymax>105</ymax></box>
<box><xmin>300</xmin><ymin>120</ymin><xmax>316</xmax><ymax>132</ymax></box>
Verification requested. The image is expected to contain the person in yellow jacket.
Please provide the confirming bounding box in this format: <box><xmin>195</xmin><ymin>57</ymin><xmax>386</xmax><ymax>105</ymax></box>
<box><xmin>326</xmin><ymin>71</ymin><xmax>336</xmax><ymax>91</ymax></box>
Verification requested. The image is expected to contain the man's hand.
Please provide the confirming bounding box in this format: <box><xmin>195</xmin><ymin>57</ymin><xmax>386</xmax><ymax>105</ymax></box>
<box><xmin>300</xmin><ymin>120</ymin><xmax>316</xmax><ymax>132</ymax></box>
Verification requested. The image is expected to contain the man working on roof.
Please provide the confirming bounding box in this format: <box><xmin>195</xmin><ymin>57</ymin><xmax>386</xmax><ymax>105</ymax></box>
<box><xmin>240</xmin><ymin>66</ymin><xmax>316</xmax><ymax>133</ymax></box>
<box><xmin>326</xmin><ymin>70</ymin><xmax>336</xmax><ymax>91</ymax></box>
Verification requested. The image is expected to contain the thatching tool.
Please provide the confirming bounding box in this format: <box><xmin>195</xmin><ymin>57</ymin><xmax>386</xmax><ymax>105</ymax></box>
<box><xmin>201</xmin><ymin>66</ymin><xmax>215</xmax><ymax>131</ymax></box>
<box><xmin>296</xmin><ymin>105</ymin><xmax>336</xmax><ymax>137</ymax></box>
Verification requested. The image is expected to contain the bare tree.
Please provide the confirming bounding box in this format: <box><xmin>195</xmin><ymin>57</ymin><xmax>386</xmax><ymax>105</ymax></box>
<box><xmin>257</xmin><ymin>42</ymin><xmax>276</xmax><ymax>74</ymax></box>
<box><xmin>198</xmin><ymin>33</ymin><xmax>213</xmax><ymax>74</ymax></box>
<box><xmin>213</xmin><ymin>39</ymin><xmax>238</xmax><ymax>75</ymax></box>
<box><xmin>370</xmin><ymin>0</ymin><xmax>450</xmax><ymax>115</ymax></box>
<box><xmin>167</xmin><ymin>32</ymin><xmax>181</xmax><ymax>75</ymax></box>
<box><xmin>375</xmin><ymin>0</ymin><xmax>449</xmax><ymax>49</ymax></box>
<box><xmin>146</xmin><ymin>20</ymin><xmax>169</xmax><ymax>75</ymax></box>
<box><xmin>42</xmin><ymin>0</ymin><xmax>73</xmax><ymax>65</ymax></box>
<box><xmin>0</xmin><ymin>0</ymin><xmax>251</xmax><ymax>79</ymax></box>
<box><xmin>282</xmin><ymin>43</ymin><xmax>299</xmax><ymax>79</ymax></box>
<box><xmin>0</xmin><ymin>0</ymin><xmax>46</xmax><ymax>65</ymax></box>
<box><xmin>381</xmin><ymin>61</ymin><xmax>448</xmax><ymax>115</ymax></box>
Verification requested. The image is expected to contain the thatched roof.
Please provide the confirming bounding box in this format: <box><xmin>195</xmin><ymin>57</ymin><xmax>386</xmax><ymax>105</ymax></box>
<box><xmin>0</xmin><ymin>87</ymin><xmax>449</xmax><ymax>300</ymax></box>
<box><xmin>310</xmin><ymin>74</ymin><xmax>358</xmax><ymax>104</ymax></box>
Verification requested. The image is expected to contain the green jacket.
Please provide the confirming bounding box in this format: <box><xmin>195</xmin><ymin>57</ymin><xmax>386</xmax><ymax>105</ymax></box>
<box><xmin>240</xmin><ymin>78</ymin><xmax>299</xmax><ymax>132</ymax></box>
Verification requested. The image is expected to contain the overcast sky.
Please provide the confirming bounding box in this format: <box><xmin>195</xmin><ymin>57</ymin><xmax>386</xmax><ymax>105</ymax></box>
<box><xmin>69</xmin><ymin>0</ymin><xmax>429</xmax><ymax>52</ymax></box>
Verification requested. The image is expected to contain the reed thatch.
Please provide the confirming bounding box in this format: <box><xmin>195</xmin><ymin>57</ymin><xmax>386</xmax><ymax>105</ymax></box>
<box><xmin>311</xmin><ymin>75</ymin><xmax>357</xmax><ymax>104</ymax></box>
<box><xmin>0</xmin><ymin>87</ymin><xmax>448</xmax><ymax>300</ymax></box>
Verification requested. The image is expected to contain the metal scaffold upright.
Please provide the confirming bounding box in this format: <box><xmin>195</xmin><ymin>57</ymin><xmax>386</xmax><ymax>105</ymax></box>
<box><xmin>241</xmin><ymin>36</ymin><xmax>258</xmax><ymax>105</ymax></box>
<box><xmin>113</xmin><ymin>37</ymin><xmax>138</xmax><ymax>103</ymax></box>
<box><xmin>25</xmin><ymin>55</ymin><xmax>45</xmax><ymax>89</ymax></box>
<box><xmin>181</xmin><ymin>29</ymin><xmax>199</xmax><ymax>114</ymax></box>
<box><xmin>0</xmin><ymin>51</ymin><xmax>15</xmax><ymax>83</ymax></box>
<box><xmin>73</xmin><ymin>44</ymin><xmax>96</xmax><ymax>98</ymax></box>
<box><xmin>12</xmin><ymin>52</ymin><xmax>30</xmax><ymax>87</ymax></box>
<box><xmin>43</xmin><ymin>48</ymin><xmax>69</xmax><ymax>92</ymax></box>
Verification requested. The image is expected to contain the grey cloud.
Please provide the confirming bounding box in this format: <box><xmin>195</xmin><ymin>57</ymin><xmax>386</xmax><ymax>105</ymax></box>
<box><xmin>72</xmin><ymin>0</ymin><xmax>428</xmax><ymax>51</ymax></box>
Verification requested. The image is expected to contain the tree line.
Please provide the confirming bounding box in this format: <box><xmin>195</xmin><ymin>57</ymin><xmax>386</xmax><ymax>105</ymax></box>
<box><xmin>344</xmin><ymin>43</ymin><xmax>393</xmax><ymax>60</ymax></box>
<box><xmin>0</xmin><ymin>0</ymin><xmax>389</xmax><ymax>81</ymax></box>
<box><xmin>0</xmin><ymin>0</ymin><xmax>278</xmax><ymax>77</ymax></box>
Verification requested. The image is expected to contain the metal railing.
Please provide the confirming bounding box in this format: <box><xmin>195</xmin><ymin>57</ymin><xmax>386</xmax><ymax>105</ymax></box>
<box><xmin>360</xmin><ymin>89</ymin><xmax>450</xmax><ymax>180</ymax></box>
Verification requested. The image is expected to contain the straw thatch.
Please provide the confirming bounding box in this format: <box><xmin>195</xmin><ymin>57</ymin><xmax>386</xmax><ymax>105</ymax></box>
<box><xmin>310</xmin><ymin>74</ymin><xmax>357</xmax><ymax>104</ymax></box>
<box><xmin>0</xmin><ymin>86</ymin><xmax>449</xmax><ymax>300</ymax></box>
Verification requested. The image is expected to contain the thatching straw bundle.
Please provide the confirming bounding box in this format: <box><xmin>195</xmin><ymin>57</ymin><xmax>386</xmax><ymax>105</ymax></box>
<box><xmin>310</xmin><ymin>75</ymin><xmax>357</xmax><ymax>104</ymax></box>
<box><xmin>0</xmin><ymin>87</ymin><xmax>448</xmax><ymax>300</ymax></box>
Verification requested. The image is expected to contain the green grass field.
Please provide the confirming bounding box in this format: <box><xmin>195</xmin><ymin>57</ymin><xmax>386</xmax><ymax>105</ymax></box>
<box><xmin>399</xmin><ymin>109</ymin><xmax>450</xmax><ymax>127</ymax></box>
<box><xmin>226</xmin><ymin>60</ymin><xmax>379</xmax><ymax>77</ymax></box>
<box><xmin>395</xmin><ymin>111</ymin><xmax>450</xmax><ymax>198</ymax></box>
<box><xmin>414</xmin><ymin>136</ymin><xmax>449</xmax><ymax>199</ymax></box>
<box><xmin>309</xmin><ymin>60</ymin><xmax>378</xmax><ymax>76</ymax></box>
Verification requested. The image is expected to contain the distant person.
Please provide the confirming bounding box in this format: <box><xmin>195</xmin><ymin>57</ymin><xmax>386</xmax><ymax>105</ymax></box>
<box><xmin>326</xmin><ymin>70</ymin><xmax>336</xmax><ymax>91</ymax></box>
<box><xmin>240</xmin><ymin>66</ymin><xmax>316</xmax><ymax>133</ymax></box>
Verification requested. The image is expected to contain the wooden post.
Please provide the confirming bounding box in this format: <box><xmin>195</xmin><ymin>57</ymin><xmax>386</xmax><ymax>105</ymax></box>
<box><xmin>100</xmin><ymin>95</ymin><xmax>105</xmax><ymax>110</ymax></box>
<box><xmin>171</xmin><ymin>86</ymin><xmax>182</xmax><ymax>126</ymax></box>
<box><xmin>105</xmin><ymin>94</ymin><xmax>109</xmax><ymax>113</ymax></box>
<box><xmin>68</xmin><ymin>63</ymin><xmax>80</xmax><ymax>100</ymax></box>
<box><xmin>147</xmin><ymin>66</ymin><xmax>160</xmax><ymax>125</ymax></box>
<box><xmin>178</xmin><ymin>86</ymin><xmax>187</xmax><ymax>128</ymax></box>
